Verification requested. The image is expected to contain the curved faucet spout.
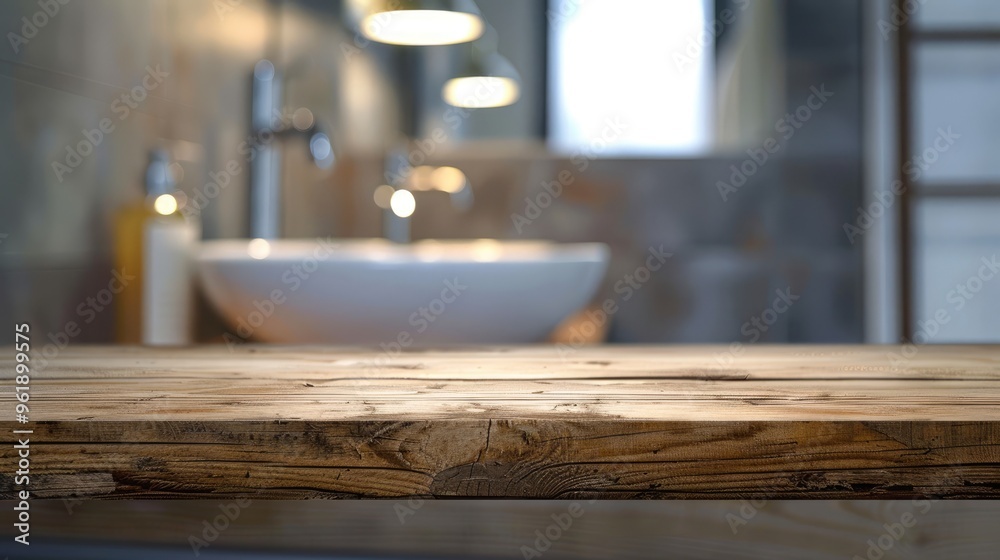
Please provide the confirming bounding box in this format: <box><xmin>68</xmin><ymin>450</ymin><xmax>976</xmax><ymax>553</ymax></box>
<box><xmin>248</xmin><ymin>59</ymin><xmax>336</xmax><ymax>239</ymax></box>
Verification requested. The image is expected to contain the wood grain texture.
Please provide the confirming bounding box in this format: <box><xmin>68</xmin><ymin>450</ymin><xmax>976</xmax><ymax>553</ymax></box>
<box><xmin>2</xmin><ymin>344</ymin><xmax>1000</xmax><ymax>499</ymax></box>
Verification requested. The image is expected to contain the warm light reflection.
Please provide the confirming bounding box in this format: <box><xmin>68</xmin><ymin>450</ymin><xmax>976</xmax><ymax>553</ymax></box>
<box><xmin>415</xmin><ymin>241</ymin><xmax>446</xmax><ymax>262</ymax></box>
<box><xmin>431</xmin><ymin>166</ymin><xmax>467</xmax><ymax>193</ymax></box>
<box><xmin>247</xmin><ymin>238</ymin><xmax>271</xmax><ymax>260</ymax></box>
<box><xmin>390</xmin><ymin>189</ymin><xmax>416</xmax><ymax>218</ymax></box>
<box><xmin>199</xmin><ymin>8</ymin><xmax>270</xmax><ymax>53</ymax></box>
<box><xmin>153</xmin><ymin>194</ymin><xmax>178</xmax><ymax>216</ymax></box>
<box><xmin>442</xmin><ymin>77</ymin><xmax>520</xmax><ymax>108</ymax></box>
<box><xmin>292</xmin><ymin>108</ymin><xmax>315</xmax><ymax>131</ymax></box>
<box><xmin>408</xmin><ymin>166</ymin><xmax>435</xmax><ymax>191</ymax></box>
<box><xmin>373</xmin><ymin>185</ymin><xmax>395</xmax><ymax>209</ymax></box>
<box><xmin>361</xmin><ymin>10</ymin><xmax>483</xmax><ymax>46</ymax></box>
<box><xmin>472</xmin><ymin>239</ymin><xmax>503</xmax><ymax>262</ymax></box>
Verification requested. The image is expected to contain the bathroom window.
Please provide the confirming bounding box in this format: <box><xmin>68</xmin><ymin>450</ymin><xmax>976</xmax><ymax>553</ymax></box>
<box><xmin>547</xmin><ymin>0</ymin><xmax>714</xmax><ymax>156</ymax></box>
<box><xmin>900</xmin><ymin>1</ymin><xmax>1000</xmax><ymax>342</ymax></box>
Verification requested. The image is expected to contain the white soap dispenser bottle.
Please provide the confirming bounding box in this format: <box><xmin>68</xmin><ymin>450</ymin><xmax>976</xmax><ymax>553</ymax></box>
<box><xmin>141</xmin><ymin>150</ymin><xmax>198</xmax><ymax>346</ymax></box>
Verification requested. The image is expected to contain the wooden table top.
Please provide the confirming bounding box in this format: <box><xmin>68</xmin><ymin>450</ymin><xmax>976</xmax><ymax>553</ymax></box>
<box><xmin>3</xmin><ymin>344</ymin><xmax>1000</xmax><ymax>499</ymax></box>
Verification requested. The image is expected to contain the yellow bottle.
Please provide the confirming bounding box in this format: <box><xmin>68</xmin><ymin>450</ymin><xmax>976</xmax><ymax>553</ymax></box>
<box><xmin>114</xmin><ymin>150</ymin><xmax>194</xmax><ymax>344</ymax></box>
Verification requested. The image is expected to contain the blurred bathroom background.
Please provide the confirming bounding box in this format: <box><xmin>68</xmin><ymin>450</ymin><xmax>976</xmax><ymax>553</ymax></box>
<box><xmin>0</xmin><ymin>0</ymin><xmax>997</xmax><ymax>345</ymax></box>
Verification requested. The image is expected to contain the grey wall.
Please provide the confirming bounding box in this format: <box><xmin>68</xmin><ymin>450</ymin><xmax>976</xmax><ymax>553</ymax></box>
<box><xmin>0</xmin><ymin>0</ymin><xmax>397</xmax><ymax>341</ymax></box>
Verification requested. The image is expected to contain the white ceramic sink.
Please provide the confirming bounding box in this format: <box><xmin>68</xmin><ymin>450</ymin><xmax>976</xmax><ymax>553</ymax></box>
<box><xmin>198</xmin><ymin>238</ymin><xmax>609</xmax><ymax>344</ymax></box>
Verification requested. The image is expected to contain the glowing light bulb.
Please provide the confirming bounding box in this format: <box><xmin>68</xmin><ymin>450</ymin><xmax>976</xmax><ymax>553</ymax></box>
<box><xmin>390</xmin><ymin>189</ymin><xmax>416</xmax><ymax>218</ymax></box>
<box><xmin>361</xmin><ymin>10</ymin><xmax>483</xmax><ymax>46</ymax></box>
<box><xmin>153</xmin><ymin>194</ymin><xmax>178</xmax><ymax>215</ymax></box>
<box><xmin>442</xmin><ymin>76</ymin><xmax>520</xmax><ymax>108</ymax></box>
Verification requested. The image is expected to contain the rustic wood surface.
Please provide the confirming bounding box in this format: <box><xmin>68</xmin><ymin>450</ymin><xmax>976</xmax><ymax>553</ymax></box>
<box><xmin>2</xmin><ymin>344</ymin><xmax>1000</xmax><ymax>499</ymax></box>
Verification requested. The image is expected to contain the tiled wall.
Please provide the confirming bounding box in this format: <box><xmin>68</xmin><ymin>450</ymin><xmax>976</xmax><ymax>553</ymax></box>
<box><xmin>0</xmin><ymin>0</ymin><xmax>397</xmax><ymax>341</ymax></box>
<box><xmin>397</xmin><ymin>152</ymin><xmax>862</xmax><ymax>343</ymax></box>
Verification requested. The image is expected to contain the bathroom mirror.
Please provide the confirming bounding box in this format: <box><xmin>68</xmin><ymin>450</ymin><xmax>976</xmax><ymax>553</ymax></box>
<box><xmin>364</xmin><ymin>0</ymin><xmax>858</xmax><ymax>158</ymax></box>
<box><xmin>280</xmin><ymin>0</ymin><xmax>860</xmax><ymax>158</ymax></box>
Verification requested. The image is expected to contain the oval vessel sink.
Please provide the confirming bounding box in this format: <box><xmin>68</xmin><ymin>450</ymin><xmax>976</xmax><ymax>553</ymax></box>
<box><xmin>198</xmin><ymin>238</ymin><xmax>609</xmax><ymax>344</ymax></box>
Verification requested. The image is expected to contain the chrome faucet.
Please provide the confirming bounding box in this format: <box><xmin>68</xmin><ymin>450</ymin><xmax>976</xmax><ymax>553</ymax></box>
<box><xmin>249</xmin><ymin>59</ymin><xmax>336</xmax><ymax>239</ymax></box>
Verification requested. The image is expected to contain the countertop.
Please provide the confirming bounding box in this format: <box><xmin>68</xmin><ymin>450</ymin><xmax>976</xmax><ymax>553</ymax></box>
<box><xmin>3</xmin><ymin>344</ymin><xmax>1000</xmax><ymax>499</ymax></box>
